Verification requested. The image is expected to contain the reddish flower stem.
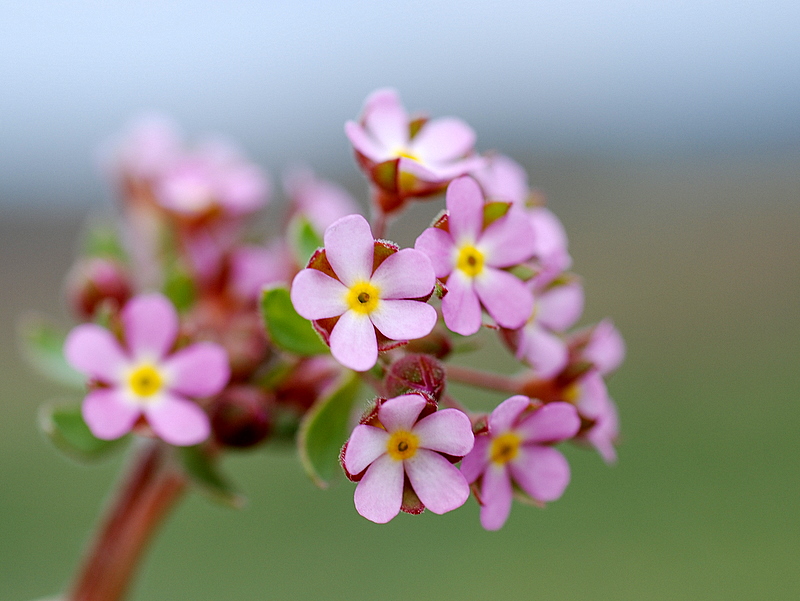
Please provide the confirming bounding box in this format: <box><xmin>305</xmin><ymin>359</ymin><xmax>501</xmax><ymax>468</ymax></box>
<box><xmin>66</xmin><ymin>441</ymin><xmax>187</xmax><ymax>601</ymax></box>
<box><xmin>445</xmin><ymin>364</ymin><xmax>522</xmax><ymax>395</ymax></box>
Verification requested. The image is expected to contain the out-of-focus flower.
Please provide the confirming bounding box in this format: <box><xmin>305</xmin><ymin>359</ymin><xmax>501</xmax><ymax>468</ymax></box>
<box><xmin>345</xmin><ymin>89</ymin><xmax>483</xmax><ymax>211</ymax></box>
<box><xmin>343</xmin><ymin>393</ymin><xmax>474</xmax><ymax>523</ymax></box>
<box><xmin>290</xmin><ymin>214</ymin><xmax>437</xmax><ymax>371</ymax></box>
<box><xmin>471</xmin><ymin>153</ymin><xmax>530</xmax><ymax>207</ymax></box>
<box><xmin>529</xmin><ymin>207</ymin><xmax>572</xmax><ymax>287</ymax></box>
<box><xmin>64</xmin><ymin>293</ymin><xmax>230</xmax><ymax>446</ymax></box>
<box><xmin>66</xmin><ymin>257</ymin><xmax>132</xmax><ymax>319</ymax></box>
<box><xmin>580</xmin><ymin>319</ymin><xmax>626</xmax><ymax>376</ymax></box>
<box><xmin>415</xmin><ymin>176</ymin><xmax>536</xmax><ymax>335</ymax></box>
<box><xmin>563</xmin><ymin>370</ymin><xmax>619</xmax><ymax>464</ymax></box>
<box><xmin>284</xmin><ymin>167</ymin><xmax>360</xmax><ymax>234</ymax></box>
<box><xmin>461</xmin><ymin>397</ymin><xmax>579</xmax><ymax>530</ymax></box>
<box><xmin>229</xmin><ymin>241</ymin><xmax>292</xmax><ymax>303</ymax></box>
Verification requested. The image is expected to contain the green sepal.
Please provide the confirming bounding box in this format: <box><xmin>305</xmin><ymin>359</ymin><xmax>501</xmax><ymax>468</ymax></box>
<box><xmin>288</xmin><ymin>215</ymin><xmax>324</xmax><ymax>267</ymax></box>
<box><xmin>39</xmin><ymin>401</ymin><xmax>129</xmax><ymax>463</ymax></box>
<box><xmin>297</xmin><ymin>371</ymin><xmax>362</xmax><ymax>488</ymax></box>
<box><xmin>177</xmin><ymin>445</ymin><xmax>246</xmax><ymax>509</ymax></box>
<box><xmin>83</xmin><ymin>220</ymin><xmax>128</xmax><ymax>263</ymax></box>
<box><xmin>19</xmin><ymin>314</ymin><xmax>85</xmax><ymax>390</ymax></box>
<box><xmin>482</xmin><ymin>201</ymin><xmax>511</xmax><ymax>228</ymax></box>
<box><xmin>507</xmin><ymin>263</ymin><xmax>536</xmax><ymax>281</ymax></box>
<box><xmin>162</xmin><ymin>261</ymin><xmax>197</xmax><ymax>313</ymax></box>
<box><xmin>259</xmin><ymin>285</ymin><xmax>329</xmax><ymax>356</ymax></box>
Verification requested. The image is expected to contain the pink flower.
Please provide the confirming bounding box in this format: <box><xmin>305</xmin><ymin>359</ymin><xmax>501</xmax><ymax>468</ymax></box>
<box><xmin>461</xmin><ymin>397</ymin><xmax>580</xmax><ymax>530</ymax></box>
<box><xmin>563</xmin><ymin>370</ymin><xmax>620</xmax><ymax>464</ymax></box>
<box><xmin>529</xmin><ymin>207</ymin><xmax>572</xmax><ymax>287</ymax></box>
<box><xmin>290</xmin><ymin>214</ymin><xmax>438</xmax><ymax>372</ymax></box>
<box><xmin>284</xmin><ymin>167</ymin><xmax>359</xmax><ymax>234</ymax></box>
<box><xmin>343</xmin><ymin>393</ymin><xmax>474</xmax><ymax>523</ymax></box>
<box><xmin>345</xmin><ymin>89</ymin><xmax>483</xmax><ymax>206</ymax></box>
<box><xmin>472</xmin><ymin>153</ymin><xmax>530</xmax><ymax>207</ymax></box>
<box><xmin>64</xmin><ymin>293</ymin><xmax>230</xmax><ymax>446</ymax></box>
<box><xmin>581</xmin><ymin>319</ymin><xmax>626</xmax><ymax>376</ymax></box>
<box><xmin>229</xmin><ymin>241</ymin><xmax>292</xmax><ymax>303</ymax></box>
<box><xmin>415</xmin><ymin>176</ymin><xmax>536</xmax><ymax>335</ymax></box>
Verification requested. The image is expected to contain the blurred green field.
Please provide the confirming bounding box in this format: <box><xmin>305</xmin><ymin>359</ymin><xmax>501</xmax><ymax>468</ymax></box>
<box><xmin>2</xmin><ymin>155</ymin><xmax>799</xmax><ymax>601</ymax></box>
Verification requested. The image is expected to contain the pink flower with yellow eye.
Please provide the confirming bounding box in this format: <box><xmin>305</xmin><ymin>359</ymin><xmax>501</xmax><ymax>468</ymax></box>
<box><xmin>64</xmin><ymin>293</ymin><xmax>230</xmax><ymax>446</ymax></box>
<box><xmin>290</xmin><ymin>214</ymin><xmax>438</xmax><ymax>372</ymax></box>
<box><xmin>415</xmin><ymin>176</ymin><xmax>536</xmax><ymax>336</ymax></box>
<box><xmin>343</xmin><ymin>393</ymin><xmax>474</xmax><ymax>523</ymax></box>
<box><xmin>461</xmin><ymin>397</ymin><xmax>580</xmax><ymax>531</ymax></box>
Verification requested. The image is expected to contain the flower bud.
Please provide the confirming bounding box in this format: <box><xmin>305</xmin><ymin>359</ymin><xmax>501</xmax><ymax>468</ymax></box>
<box><xmin>66</xmin><ymin>257</ymin><xmax>132</xmax><ymax>319</ymax></box>
<box><xmin>384</xmin><ymin>353</ymin><xmax>446</xmax><ymax>401</ymax></box>
<box><xmin>210</xmin><ymin>385</ymin><xmax>273</xmax><ymax>448</ymax></box>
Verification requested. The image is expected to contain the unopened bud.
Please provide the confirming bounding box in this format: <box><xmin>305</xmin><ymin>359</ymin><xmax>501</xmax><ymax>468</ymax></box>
<box><xmin>384</xmin><ymin>354</ymin><xmax>446</xmax><ymax>401</ymax></box>
<box><xmin>210</xmin><ymin>386</ymin><xmax>272</xmax><ymax>448</ymax></box>
<box><xmin>66</xmin><ymin>257</ymin><xmax>132</xmax><ymax>319</ymax></box>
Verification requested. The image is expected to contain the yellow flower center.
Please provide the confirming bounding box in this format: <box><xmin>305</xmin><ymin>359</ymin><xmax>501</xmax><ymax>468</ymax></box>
<box><xmin>346</xmin><ymin>281</ymin><xmax>381</xmax><ymax>315</ymax></box>
<box><xmin>456</xmin><ymin>244</ymin><xmax>485</xmax><ymax>278</ymax></box>
<box><xmin>386</xmin><ymin>430</ymin><xmax>420</xmax><ymax>461</ymax></box>
<box><xmin>128</xmin><ymin>364</ymin><xmax>164</xmax><ymax>398</ymax></box>
<box><xmin>489</xmin><ymin>432</ymin><xmax>522</xmax><ymax>465</ymax></box>
<box><xmin>563</xmin><ymin>383</ymin><xmax>581</xmax><ymax>404</ymax></box>
<box><xmin>393</xmin><ymin>147</ymin><xmax>419</xmax><ymax>162</ymax></box>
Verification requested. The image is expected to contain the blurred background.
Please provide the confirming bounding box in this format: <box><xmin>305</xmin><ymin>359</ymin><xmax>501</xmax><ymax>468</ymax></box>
<box><xmin>1</xmin><ymin>1</ymin><xmax>799</xmax><ymax>600</ymax></box>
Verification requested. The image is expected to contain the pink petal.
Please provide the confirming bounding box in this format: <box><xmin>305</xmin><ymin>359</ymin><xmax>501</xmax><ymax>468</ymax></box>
<box><xmin>474</xmin><ymin>267</ymin><xmax>533</xmax><ymax>330</ymax></box>
<box><xmin>329</xmin><ymin>310</ymin><xmax>378</xmax><ymax>372</ymax></box>
<box><xmin>473</xmin><ymin>154</ymin><xmax>529</xmax><ymax>206</ymax></box>
<box><xmin>163</xmin><ymin>342</ymin><xmax>230</xmax><ymax>398</ymax></box>
<box><xmin>516</xmin><ymin>324</ymin><xmax>568</xmax><ymax>379</ymax></box>
<box><xmin>516</xmin><ymin>402</ymin><xmax>580</xmax><ymax>444</ymax></box>
<box><xmin>144</xmin><ymin>392</ymin><xmax>210</xmax><ymax>446</ymax></box>
<box><xmin>411</xmin><ymin>117</ymin><xmax>476</xmax><ymax>163</ymax></box>
<box><xmin>446</xmin><ymin>176</ymin><xmax>485</xmax><ymax>243</ymax></box>
<box><xmin>414</xmin><ymin>227</ymin><xmax>456</xmax><ymax>279</ymax></box>
<box><xmin>412</xmin><ymin>409</ymin><xmax>474</xmax><ymax>456</ymax></box>
<box><xmin>510</xmin><ymin>445</ymin><xmax>571</xmax><ymax>502</ymax></box>
<box><xmin>362</xmin><ymin>89</ymin><xmax>409</xmax><ymax>152</ymax></box>
<box><xmin>529</xmin><ymin>207</ymin><xmax>568</xmax><ymax>259</ymax></box>
<box><xmin>378</xmin><ymin>394</ymin><xmax>427</xmax><ymax>432</ymax></box>
<box><xmin>396</xmin><ymin>156</ymin><xmax>443</xmax><ymax>184</ymax></box>
<box><xmin>479</xmin><ymin>207</ymin><xmax>536</xmax><ymax>268</ymax></box>
<box><xmin>370</xmin><ymin>300</ymin><xmax>437</xmax><ymax>341</ymax></box>
<box><xmin>441</xmin><ymin>272</ymin><xmax>482</xmax><ymax>336</ymax></box>
<box><xmin>82</xmin><ymin>388</ymin><xmax>140</xmax><ymax>440</ymax></box>
<box><xmin>405</xmin><ymin>449</ymin><xmax>470</xmax><ymax>515</ymax></box>
<box><xmin>64</xmin><ymin>324</ymin><xmax>127</xmax><ymax>383</ymax></box>
<box><xmin>480</xmin><ymin>464</ymin><xmax>513</xmax><ymax>531</ymax></box>
<box><xmin>323</xmin><ymin>215</ymin><xmax>375</xmax><ymax>287</ymax></box>
<box><xmin>488</xmin><ymin>395</ymin><xmax>530</xmax><ymax>433</ymax></box>
<box><xmin>584</xmin><ymin>319</ymin><xmax>626</xmax><ymax>375</ymax></box>
<box><xmin>344</xmin><ymin>121</ymin><xmax>387</xmax><ymax>162</ymax></box>
<box><xmin>574</xmin><ymin>371</ymin><xmax>609</xmax><ymax>420</ymax></box>
<box><xmin>537</xmin><ymin>281</ymin><xmax>584</xmax><ymax>332</ymax></box>
<box><xmin>460</xmin><ymin>435</ymin><xmax>490</xmax><ymax>483</ymax></box>
<box><xmin>354</xmin><ymin>454</ymin><xmax>405</xmax><ymax>523</ymax></box>
<box><xmin>122</xmin><ymin>294</ymin><xmax>178</xmax><ymax>360</ymax></box>
<box><xmin>344</xmin><ymin>425</ymin><xmax>390</xmax><ymax>475</ymax></box>
<box><xmin>217</xmin><ymin>164</ymin><xmax>269</xmax><ymax>215</ymax></box>
<box><xmin>370</xmin><ymin>248</ymin><xmax>435</xmax><ymax>299</ymax></box>
<box><xmin>585</xmin><ymin>396</ymin><xmax>619</xmax><ymax>465</ymax></box>
<box><xmin>426</xmin><ymin>154</ymin><xmax>487</xmax><ymax>180</ymax></box>
<box><xmin>290</xmin><ymin>269</ymin><xmax>349</xmax><ymax>320</ymax></box>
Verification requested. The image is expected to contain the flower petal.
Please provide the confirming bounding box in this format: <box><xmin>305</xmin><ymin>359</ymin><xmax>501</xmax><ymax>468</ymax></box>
<box><xmin>413</xmin><ymin>408</ymin><xmax>474</xmax><ymax>456</ymax></box>
<box><xmin>329</xmin><ymin>310</ymin><xmax>378</xmax><ymax>372</ymax></box>
<box><xmin>362</xmin><ymin>89</ymin><xmax>409</xmax><ymax>152</ymax></box>
<box><xmin>479</xmin><ymin>207</ymin><xmax>536</xmax><ymax>268</ymax></box>
<box><xmin>163</xmin><ymin>342</ymin><xmax>230</xmax><ymax>398</ymax></box>
<box><xmin>344</xmin><ymin>425</ymin><xmax>390</xmax><ymax>475</ymax></box>
<box><xmin>290</xmin><ymin>269</ymin><xmax>349</xmax><ymax>320</ymax></box>
<box><xmin>411</xmin><ymin>117</ymin><xmax>476</xmax><ymax>163</ymax></box>
<box><xmin>583</xmin><ymin>319</ymin><xmax>626</xmax><ymax>375</ymax></box>
<box><xmin>584</xmin><ymin>396</ymin><xmax>619</xmax><ymax>465</ymax></box>
<box><xmin>446</xmin><ymin>176</ymin><xmax>485</xmax><ymax>244</ymax></box>
<box><xmin>516</xmin><ymin>402</ymin><xmax>580</xmax><ymax>444</ymax></box>
<box><xmin>537</xmin><ymin>281</ymin><xmax>584</xmax><ymax>332</ymax></box>
<box><xmin>414</xmin><ymin>227</ymin><xmax>455</xmax><ymax>278</ymax></box>
<box><xmin>64</xmin><ymin>324</ymin><xmax>127</xmax><ymax>383</ymax></box>
<box><xmin>122</xmin><ymin>294</ymin><xmax>178</xmax><ymax>360</ymax></box>
<box><xmin>144</xmin><ymin>392</ymin><xmax>210</xmax><ymax>446</ymax></box>
<box><xmin>345</xmin><ymin>121</ymin><xmax>389</xmax><ymax>162</ymax></box>
<box><xmin>353</xmin><ymin>454</ymin><xmax>405</xmax><ymax>523</ymax></box>
<box><xmin>405</xmin><ymin>449</ymin><xmax>470</xmax><ymax>515</ymax></box>
<box><xmin>323</xmin><ymin>215</ymin><xmax>375</xmax><ymax>287</ymax></box>
<box><xmin>510</xmin><ymin>445</ymin><xmax>571</xmax><ymax>502</ymax></box>
<box><xmin>82</xmin><ymin>388</ymin><xmax>140</xmax><ymax>440</ymax></box>
<box><xmin>516</xmin><ymin>324</ymin><xmax>568</xmax><ymax>379</ymax></box>
<box><xmin>480</xmin><ymin>464</ymin><xmax>513</xmax><ymax>531</ymax></box>
<box><xmin>441</xmin><ymin>271</ymin><xmax>482</xmax><ymax>336</ymax></box>
<box><xmin>378</xmin><ymin>394</ymin><xmax>427</xmax><ymax>432</ymax></box>
<box><xmin>473</xmin><ymin>154</ymin><xmax>529</xmax><ymax>206</ymax></box>
<box><xmin>460</xmin><ymin>435</ymin><xmax>490</xmax><ymax>483</ymax></box>
<box><xmin>474</xmin><ymin>267</ymin><xmax>533</xmax><ymax>330</ymax></box>
<box><xmin>370</xmin><ymin>300</ymin><xmax>437</xmax><ymax>341</ymax></box>
<box><xmin>370</xmin><ymin>248</ymin><xmax>435</xmax><ymax>299</ymax></box>
<box><xmin>488</xmin><ymin>395</ymin><xmax>530</xmax><ymax>434</ymax></box>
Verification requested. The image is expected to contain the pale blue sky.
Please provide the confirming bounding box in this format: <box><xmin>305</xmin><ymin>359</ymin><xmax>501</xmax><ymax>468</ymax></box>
<box><xmin>1</xmin><ymin>1</ymin><xmax>799</xmax><ymax>207</ymax></box>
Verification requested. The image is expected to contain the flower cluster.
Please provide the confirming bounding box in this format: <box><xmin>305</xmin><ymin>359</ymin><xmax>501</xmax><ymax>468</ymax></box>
<box><xmin>39</xmin><ymin>89</ymin><xmax>623</xmax><ymax>535</ymax></box>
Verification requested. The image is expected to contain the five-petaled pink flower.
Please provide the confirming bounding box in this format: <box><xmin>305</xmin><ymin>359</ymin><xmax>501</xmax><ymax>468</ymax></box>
<box><xmin>415</xmin><ymin>176</ymin><xmax>536</xmax><ymax>336</ymax></box>
<box><xmin>345</xmin><ymin>89</ymin><xmax>483</xmax><ymax>206</ymax></box>
<box><xmin>461</xmin><ymin>396</ymin><xmax>580</xmax><ymax>531</ymax></box>
<box><xmin>290</xmin><ymin>214</ymin><xmax>438</xmax><ymax>372</ymax></box>
<box><xmin>64</xmin><ymin>293</ymin><xmax>230</xmax><ymax>446</ymax></box>
<box><xmin>343</xmin><ymin>393</ymin><xmax>474</xmax><ymax>523</ymax></box>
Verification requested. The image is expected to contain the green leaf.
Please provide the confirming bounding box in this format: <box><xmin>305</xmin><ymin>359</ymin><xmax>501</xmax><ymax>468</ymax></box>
<box><xmin>298</xmin><ymin>371</ymin><xmax>363</xmax><ymax>488</ymax></box>
<box><xmin>288</xmin><ymin>215</ymin><xmax>324</xmax><ymax>267</ymax></box>
<box><xmin>83</xmin><ymin>220</ymin><xmax>128</xmax><ymax>262</ymax></box>
<box><xmin>39</xmin><ymin>401</ymin><xmax>129</xmax><ymax>462</ymax></box>
<box><xmin>260</xmin><ymin>286</ymin><xmax>329</xmax><ymax>356</ymax></box>
<box><xmin>162</xmin><ymin>262</ymin><xmax>197</xmax><ymax>312</ymax></box>
<box><xmin>177</xmin><ymin>445</ymin><xmax>246</xmax><ymax>509</ymax></box>
<box><xmin>19</xmin><ymin>315</ymin><xmax>85</xmax><ymax>390</ymax></box>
